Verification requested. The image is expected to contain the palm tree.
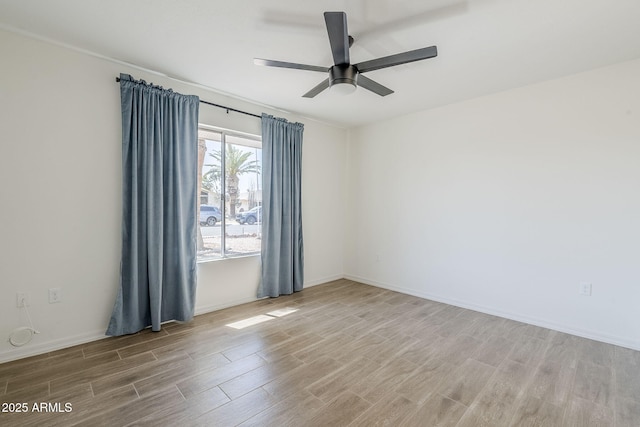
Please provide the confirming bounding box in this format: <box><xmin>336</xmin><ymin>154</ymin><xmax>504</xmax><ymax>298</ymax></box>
<box><xmin>204</xmin><ymin>144</ymin><xmax>260</xmax><ymax>218</ymax></box>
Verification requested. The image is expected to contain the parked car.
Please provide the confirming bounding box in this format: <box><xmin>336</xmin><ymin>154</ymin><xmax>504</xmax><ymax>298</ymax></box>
<box><xmin>236</xmin><ymin>206</ymin><xmax>262</xmax><ymax>225</ymax></box>
<box><xmin>199</xmin><ymin>205</ymin><xmax>222</xmax><ymax>226</ymax></box>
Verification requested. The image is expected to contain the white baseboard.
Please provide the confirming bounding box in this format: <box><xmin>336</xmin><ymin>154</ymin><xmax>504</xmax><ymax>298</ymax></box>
<box><xmin>0</xmin><ymin>329</ymin><xmax>107</xmax><ymax>364</ymax></box>
<box><xmin>7</xmin><ymin>273</ymin><xmax>633</xmax><ymax>364</ymax></box>
<box><xmin>304</xmin><ymin>274</ymin><xmax>345</xmax><ymax>288</ymax></box>
<box><xmin>1</xmin><ymin>276</ymin><xmax>344</xmax><ymax>364</ymax></box>
<box><xmin>194</xmin><ymin>296</ymin><xmax>260</xmax><ymax>316</ymax></box>
<box><xmin>193</xmin><ymin>274</ymin><xmax>344</xmax><ymax>316</ymax></box>
<box><xmin>344</xmin><ymin>274</ymin><xmax>640</xmax><ymax>352</ymax></box>
<box><xmin>1</xmin><ymin>296</ymin><xmax>262</xmax><ymax>364</ymax></box>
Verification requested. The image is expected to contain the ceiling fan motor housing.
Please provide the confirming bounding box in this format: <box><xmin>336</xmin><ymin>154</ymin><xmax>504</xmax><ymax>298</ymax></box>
<box><xmin>329</xmin><ymin>64</ymin><xmax>358</xmax><ymax>88</ymax></box>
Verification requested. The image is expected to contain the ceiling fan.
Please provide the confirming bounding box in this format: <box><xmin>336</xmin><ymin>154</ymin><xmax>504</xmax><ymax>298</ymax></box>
<box><xmin>254</xmin><ymin>11</ymin><xmax>438</xmax><ymax>98</ymax></box>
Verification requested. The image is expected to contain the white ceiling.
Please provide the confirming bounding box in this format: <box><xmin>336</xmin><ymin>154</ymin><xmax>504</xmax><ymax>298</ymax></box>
<box><xmin>2</xmin><ymin>0</ymin><xmax>640</xmax><ymax>128</ymax></box>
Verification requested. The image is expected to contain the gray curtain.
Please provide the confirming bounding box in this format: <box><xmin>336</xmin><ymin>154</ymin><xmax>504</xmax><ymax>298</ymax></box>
<box><xmin>106</xmin><ymin>74</ymin><xmax>199</xmax><ymax>336</ymax></box>
<box><xmin>258</xmin><ymin>114</ymin><xmax>304</xmax><ymax>298</ymax></box>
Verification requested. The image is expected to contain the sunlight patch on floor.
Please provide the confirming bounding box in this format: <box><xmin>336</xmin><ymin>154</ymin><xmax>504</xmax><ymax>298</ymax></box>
<box><xmin>226</xmin><ymin>314</ymin><xmax>274</xmax><ymax>329</ymax></box>
<box><xmin>267</xmin><ymin>307</ymin><xmax>299</xmax><ymax>317</ymax></box>
<box><xmin>225</xmin><ymin>307</ymin><xmax>299</xmax><ymax>329</ymax></box>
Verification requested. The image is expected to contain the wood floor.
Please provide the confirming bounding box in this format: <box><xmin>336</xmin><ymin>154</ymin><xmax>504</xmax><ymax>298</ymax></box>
<box><xmin>1</xmin><ymin>279</ymin><xmax>639</xmax><ymax>426</ymax></box>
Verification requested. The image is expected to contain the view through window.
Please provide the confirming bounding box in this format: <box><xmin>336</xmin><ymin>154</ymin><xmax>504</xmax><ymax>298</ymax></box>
<box><xmin>197</xmin><ymin>126</ymin><xmax>262</xmax><ymax>261</ymax></box>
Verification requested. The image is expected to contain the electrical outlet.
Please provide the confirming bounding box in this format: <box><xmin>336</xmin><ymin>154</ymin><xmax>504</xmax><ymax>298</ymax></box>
<box><xmin>16</xmin><ymin>292</ymin><xmax>29</xmax><ymax>308</ymax></box>
<box><xmin>49</xmin><ymin>288</ymin><xmax>62</xmax><ymax>304</ymax></box>
<box><xmin>579</xmin><ymin>282</ymin><xmax>592</xmax><ymax>296</ymax></box>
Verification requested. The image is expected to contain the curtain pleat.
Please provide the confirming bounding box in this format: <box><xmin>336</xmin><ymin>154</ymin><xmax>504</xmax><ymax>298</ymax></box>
<box><xmin>258</xmin><ymin>114</ymin><xmax>304</xmax><ymax>298</ymax></box>
<box><xmin>106</xmin><ymin>74</ymin><xmax>199</xmax><ymax>336</ymax></box>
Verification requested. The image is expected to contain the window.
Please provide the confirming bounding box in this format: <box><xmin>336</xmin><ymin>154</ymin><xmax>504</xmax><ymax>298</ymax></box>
<box><xmin>197</xmin><ymin>126</ymin><xmax>262</xmax><ymax>262</ymax></box>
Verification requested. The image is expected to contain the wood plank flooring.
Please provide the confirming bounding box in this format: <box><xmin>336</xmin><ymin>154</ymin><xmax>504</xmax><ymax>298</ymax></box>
<box><xmin>1</xmin><ymin>279</ymin><xmax>639</xmax><ymax>426</ymax></box>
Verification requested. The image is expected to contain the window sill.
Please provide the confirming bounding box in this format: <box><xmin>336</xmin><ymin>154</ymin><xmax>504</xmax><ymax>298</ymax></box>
<box><xmin>197</xmin><ymin>252</ymin><xmax>260</xmax><ymax>264</ymax></box>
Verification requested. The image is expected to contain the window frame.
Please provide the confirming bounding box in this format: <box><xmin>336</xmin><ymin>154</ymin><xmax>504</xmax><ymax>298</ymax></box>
<box><xmin>197</xmin><ymin>124</ymin><xmax>262</xmax><ymax>263</ymax></box>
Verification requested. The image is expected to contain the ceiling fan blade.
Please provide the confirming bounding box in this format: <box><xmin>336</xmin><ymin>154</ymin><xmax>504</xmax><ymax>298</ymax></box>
<box><xmin>357</xmin><ymin>74</ymin><xmax>394</xmax><ymax>97</ymax></box>
<box><xmin>303</xmin><ymin>78</ymin><xmax>330</xmax><ymax>98</ymax></box>
<box><xmin>324</xmin><ymin>12</ymin><xmax>350</xmax><ymax>65</ymax></box>
<box><xmin>355</xmin><ymin>46</ymin><xmax>438</xmax><ymax>73</ymax></box>
<box><xmin>254</xmin><ymin>58</ymin><xmax>328</xmax><ymax>73</ymax></box>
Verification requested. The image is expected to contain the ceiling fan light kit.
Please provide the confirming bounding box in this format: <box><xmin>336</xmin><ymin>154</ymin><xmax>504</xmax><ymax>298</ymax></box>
<box><xmin>254</xmin><ymin>11</ymin><xmax>438</xmax><ymax>98</ymax></box>
<box><xmin>329</xmin><ymin>65</ymin><xmax>358</xmax><ymax>94</ymax></box>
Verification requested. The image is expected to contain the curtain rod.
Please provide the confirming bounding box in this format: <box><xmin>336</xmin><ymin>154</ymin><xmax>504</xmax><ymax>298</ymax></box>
<box><xmin>115</xmin><ymin>76</ymin><xmax>261</xmax><ymax>119</ymax></box>
<box><xmin>199</xmin><ymin>99</ymin><xmax>261</xmax><ymax>119</ymax></box>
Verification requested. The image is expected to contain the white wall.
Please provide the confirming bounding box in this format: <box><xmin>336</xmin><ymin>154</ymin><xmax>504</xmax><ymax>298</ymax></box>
<box><xmin>3</xmin><ymin>25</ymin><xmax>637</xmax><ymax>363</ymax></box>
<box><xmin>0</xmin><ymin>29</ymin><xmax>347</xmax><ymax>362</ymax></box>
<box><xmin>345</xmin><ymin>59</ymin><xmax>640</xmax><ymax>350</ymax></box>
